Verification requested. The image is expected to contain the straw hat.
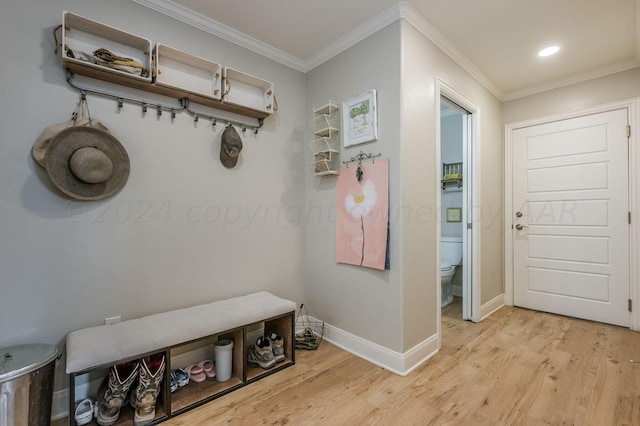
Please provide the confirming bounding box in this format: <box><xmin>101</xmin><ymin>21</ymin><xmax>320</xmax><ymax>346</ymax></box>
<box><xmin>32</xmin><ymin>117</ymin><xmax>114</xmax><ymax>168</ymax></box>
<box><xmin>42</xmin><ymin>126</ymin><xmax>130</xmax><ymax>201</ymax></box>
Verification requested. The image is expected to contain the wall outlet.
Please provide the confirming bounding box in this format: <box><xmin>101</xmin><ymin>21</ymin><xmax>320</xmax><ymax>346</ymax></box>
<box><xmin>104</xmin><ymin>315</ymin><xmax>121</xmax><ymax>325</ymax></box>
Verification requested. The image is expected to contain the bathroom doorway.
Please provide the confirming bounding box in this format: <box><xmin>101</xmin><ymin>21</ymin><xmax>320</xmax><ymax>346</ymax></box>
<box><xmin>440</xmin><ymin>98</ymin><xmax>467</xmax><ymax>320</ymax></box>
<box><xmin>436</xmin><ymin>81</ymin><xmax>480</xmax><ymax>337</ymax></box>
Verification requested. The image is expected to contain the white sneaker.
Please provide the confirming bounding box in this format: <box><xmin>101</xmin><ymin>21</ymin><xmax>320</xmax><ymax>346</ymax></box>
<box><xmin>247</xmin><ymin>337</ymin><xmax>276</xmax><ymax>369</ymax></box>
<box><xmin>74</xmin><ymin>398</ymin><xmax>94</xmax><ymax>426</ymax></box>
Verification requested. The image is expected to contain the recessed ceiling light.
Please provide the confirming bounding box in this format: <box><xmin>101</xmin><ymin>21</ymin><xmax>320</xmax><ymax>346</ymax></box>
<box><xmin>538</xmin><ymin>46</ymin><xmax>560</xmax><ymax>57</ymax></box>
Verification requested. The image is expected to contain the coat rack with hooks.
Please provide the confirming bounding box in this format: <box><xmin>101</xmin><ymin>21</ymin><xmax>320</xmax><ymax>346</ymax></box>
<box><xmin>58</xmin><ymin>11</ymin><xmax>274</xmax><ymax>135</ymax></box>
<box><xmin>66</xmin><ymin>70</ymin><xmax>263</xmax><ymax>134</ymax></box>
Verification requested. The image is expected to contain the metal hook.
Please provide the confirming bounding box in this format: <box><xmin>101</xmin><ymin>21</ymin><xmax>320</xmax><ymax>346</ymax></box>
<box><xmin>194</xmin><ymin>115</ymin><xmax>199</xmax><ymax>123</ymax></box>
<box><xmin>157</xmin><ymin>105</ymin><xmax>162</xmax><ymax>117</ymax></box>
<box><xmin>171</xmin><ymin>110</ymin><xmax>176</xmax><ymax>120</ymax></box>
<box><xmin>142</xmin><ymin>104</ymin><xmax>147</xmax><ymax>115</ymax></box>
<box><xmin>117</xmin><ymin>98</ymin><xmax>123</xmax><ymax>111</ymax></box>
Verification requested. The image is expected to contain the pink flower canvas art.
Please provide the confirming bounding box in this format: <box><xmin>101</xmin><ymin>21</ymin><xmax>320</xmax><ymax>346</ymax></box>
<box><xmin>336</xmin><ymin>159</ymin><xmax>389</xmax><ymax>270</ymax></box>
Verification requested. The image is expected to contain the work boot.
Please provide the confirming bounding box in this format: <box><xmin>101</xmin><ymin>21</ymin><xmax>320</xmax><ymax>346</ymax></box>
<box><xmin>95</xmin><ymin>360</ymin><xmax>139</xmax><ymax>425</ymax></box>
<box><xmin>130</xmin><ymin>353</ymin><xmax>166</xmax><ymax>425</ymax></box>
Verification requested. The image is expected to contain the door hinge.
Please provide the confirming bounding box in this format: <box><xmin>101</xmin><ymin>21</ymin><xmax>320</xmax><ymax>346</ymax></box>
<box><xmin>629</xmin><ymin>212</ymin><xmax>632</xmax><ymax>224</ymax></box>
<box><xmin>627</xmin><ymin>125</ymin><xmax>631</xmax><ymax>138</ymax></box>
<box><xmin>629</xmin><ymin>299</ymin><xmax>632</xmax><ymax>312</ymax></box>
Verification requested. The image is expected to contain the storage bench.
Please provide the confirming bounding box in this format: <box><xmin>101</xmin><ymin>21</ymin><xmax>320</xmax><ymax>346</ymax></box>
<box><xmin>66</xmin><ymin>291</ymin><xmax>296</xmax><ymax>425</ymax></box>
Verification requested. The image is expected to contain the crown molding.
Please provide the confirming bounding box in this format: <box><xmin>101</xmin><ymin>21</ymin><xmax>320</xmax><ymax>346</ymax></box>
<box><xmin>305</xmin><ymin>3</ymin><xmax>403</xmax><ymax>72</ymax></box>
<box><xmin>398</xmin><ymin>2</ymin><xmax>504</xmax><ymax>101</ymax></box>
<box><xmin>129</xmin><ymin>0</ymin><xmax>639</xmax><ymax>102</ymax></box>
<box><xmin>128</xmin><ymin>0</ymin><xmax>503</xmax><ymax>99</ymax></box>
<box><xmin>128</xmin><ymin>0</ymin><xmax>306</xmax><ymax>72</ymax></box>
<box><xmin>503</xmin><ymin>59</ymin><xmax>640</xmax><ymax>102</ymax></box>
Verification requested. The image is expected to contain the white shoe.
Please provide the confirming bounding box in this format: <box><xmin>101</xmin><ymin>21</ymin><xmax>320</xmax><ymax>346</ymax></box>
<box><xmin>74</xmin><ymin>398</ymin><xmax>94</xmax><ymax>426</ymax></box>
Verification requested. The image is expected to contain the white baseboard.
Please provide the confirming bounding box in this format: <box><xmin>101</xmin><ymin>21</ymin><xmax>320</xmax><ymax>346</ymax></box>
<box><xmin>480</xmin><ymin>293</ymin><xmax>505</xmax><ymax>321</ymax></box>
<box><xmin>316</xmin><ymin>317</ymin><xmax>439</xmax><ymax>376</ymax></box>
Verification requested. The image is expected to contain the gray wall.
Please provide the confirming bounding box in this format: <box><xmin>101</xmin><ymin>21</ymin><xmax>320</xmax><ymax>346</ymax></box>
<box><xmin>304</xmin><ymin>19</ymin><xmax>504</xmax><ymax>354</ymax></box>
<box><xmin>0</xmin><ymin>0</ymin><xmax>306</xmax><ymax>394</ymax></box>
<box><xmin>400</xmin><ymin>21</ymin><xmax>503</xmax><ymax>346</ymax></box>
<box><xmin>304</xmin><ymin>22</ymin><xmax>404</xmax><ymax>351</ymax></box>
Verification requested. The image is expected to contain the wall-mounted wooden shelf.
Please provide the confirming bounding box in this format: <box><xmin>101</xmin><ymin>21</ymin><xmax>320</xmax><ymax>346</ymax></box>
<box><xmin>442</xmin><ymin>162</ymin><xmax>463</xmax><ymax>190</ymax></box>
<box><xmin>60</xmin><ymin>11</ymin><xmax>274</xmax><ymax>121</ymax></box>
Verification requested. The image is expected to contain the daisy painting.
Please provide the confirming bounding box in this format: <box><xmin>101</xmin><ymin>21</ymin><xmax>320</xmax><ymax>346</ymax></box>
<box><xmin>336</xmin><ymin>159</ymin><xmax>389</xmax><ymax>270</ymax></box>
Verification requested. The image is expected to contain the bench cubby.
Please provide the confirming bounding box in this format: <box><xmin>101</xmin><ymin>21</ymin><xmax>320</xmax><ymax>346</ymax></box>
<box><xmin>66</xmin><ymin>292</ymin><xmax>296</xmax><ymax>425</ymax></box>
<box><xmin>245</xmin><ymin>313</ymin><xmax>295</xmax><ymax>383</ymax></box>
<box><xmin>168</xmin><ymin>329</ymin><xmax>244</xmax><ymax>415</ymax></box>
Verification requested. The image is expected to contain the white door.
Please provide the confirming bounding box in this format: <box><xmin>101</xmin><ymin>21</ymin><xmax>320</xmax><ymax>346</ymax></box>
<box><xmin>512</xmin><ymin>109</ymin><xmax>630</xmax><ymax>327</ymax></box>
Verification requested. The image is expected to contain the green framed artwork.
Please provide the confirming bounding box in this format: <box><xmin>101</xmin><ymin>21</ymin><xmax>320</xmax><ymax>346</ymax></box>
<box><xmin>446</xmin><ymin>207</ymin><xmax>462</xmax><ymax>222</ymax></box>
<box><xmin>343</xmin><ymin>89</ymin><xmax>378</xmax><ymax>147</ymax></box>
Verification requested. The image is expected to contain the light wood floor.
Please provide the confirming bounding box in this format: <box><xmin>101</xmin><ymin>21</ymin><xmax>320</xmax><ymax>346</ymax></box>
<box><xmin>59</xmin><ymin>299</ymin><xmax>640</xmax><ymax>425</ymax></box>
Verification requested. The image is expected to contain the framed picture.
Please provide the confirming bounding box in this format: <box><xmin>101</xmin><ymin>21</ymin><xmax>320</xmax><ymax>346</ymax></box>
<box><xmin>343</xmin><ymin>89</ymin><xmax>378</xmax><ymax>147</ymax></box>
<box><xmin>446</xmin><ymin>207</ymin><xmax>462</xmax><ymax>223</ymax></box>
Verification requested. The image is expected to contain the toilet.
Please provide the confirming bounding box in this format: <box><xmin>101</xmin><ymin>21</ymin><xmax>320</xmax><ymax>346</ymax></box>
<box><xmin>441</xmin><ymin>236</ymin><xmax>463</xmax><ymax>307</ymax></box>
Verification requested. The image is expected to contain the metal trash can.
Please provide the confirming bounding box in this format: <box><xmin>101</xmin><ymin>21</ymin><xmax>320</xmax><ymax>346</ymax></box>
<box><xmin>0</xmin><ymin>344</ymin><xmax>59</xmax><ymax>426</ymax></box>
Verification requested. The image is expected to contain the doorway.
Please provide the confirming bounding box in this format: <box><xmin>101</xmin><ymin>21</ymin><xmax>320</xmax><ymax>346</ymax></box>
<box><xmin>440</xmin><ymin>99</ymin><xmax>467</xmax><ymax>320</ymax></box>
<box><xmin>436</xmin><ymin>81</ymin><xmax>481</xmax><ymax>346</ymax></box>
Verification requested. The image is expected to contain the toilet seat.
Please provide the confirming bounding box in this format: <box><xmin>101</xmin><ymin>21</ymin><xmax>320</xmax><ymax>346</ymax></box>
<box><xmin>440</xmin><ymin>263</ymin><xmax>455</xmax><ymax>275</ymax></box>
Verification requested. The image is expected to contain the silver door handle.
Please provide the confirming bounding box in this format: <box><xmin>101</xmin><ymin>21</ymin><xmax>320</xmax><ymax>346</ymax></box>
<box><xmin>515</xmin><ymin>224</ymin><xmax>529</xmax><ymax>230</ymax></box>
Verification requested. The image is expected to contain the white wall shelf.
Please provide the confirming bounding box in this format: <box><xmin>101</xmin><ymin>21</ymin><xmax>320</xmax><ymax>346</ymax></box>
<box><xmin>154</xmin><ymin>43</ymin><xmax>222</xmax><ymax>102</ymax></box>
<box><xmin>60</xmin><ymin>11</ymin><xmax>274</xmax><ymax>123</ymax></box>
<box><xmin>62</xmin><ymin>11</ymin><xmax>152</xmax><ymax>83</ymax></box>
<box><xmin>222</xmin><ymin>67</ymin><xmax>274</xmax><ymax>115</ymax></box>
<box><xmin>309</xmin><ymin>101</ymin><xmax>340</xmax><ymax>176</ymax></box>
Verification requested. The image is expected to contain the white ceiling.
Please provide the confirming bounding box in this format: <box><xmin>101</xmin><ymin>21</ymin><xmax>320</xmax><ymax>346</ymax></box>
<box><xmin>132</xmin><ymin>0</ymin><xmax>640</xmax><ymax>101</ymax></box>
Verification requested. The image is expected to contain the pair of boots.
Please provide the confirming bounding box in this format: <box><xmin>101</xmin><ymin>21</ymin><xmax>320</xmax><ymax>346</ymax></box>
<box><xmin>95</xmin><ymin>353</ymin><xmax>165</xmax><ymax>426</ymax></box>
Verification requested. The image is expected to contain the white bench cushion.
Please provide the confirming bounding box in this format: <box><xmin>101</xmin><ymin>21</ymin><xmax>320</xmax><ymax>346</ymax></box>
<box><xmin>66</xmin><ymin>291</ymin><xmax>296</xmax><ymax>374</ymax></box>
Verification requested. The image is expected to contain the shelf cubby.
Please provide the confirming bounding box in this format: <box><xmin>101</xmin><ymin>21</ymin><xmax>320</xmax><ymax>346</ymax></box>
<box><xmin>154</xmin><ymin>43</ymin><xmax>222</xmax><ymax>102</ymax></box>
<box><xmin>62</xmin><ymin>11</ymin><xmax>152</xmax><ymax>83</ymax></box>
<box><xmin>245</xmin><ymin>313</ymin><xmax>295</xmax><ymax>383</ymax></box>
<box><xmin>169</xmin><ymin>329</ymin><xmax>244</xmax><ymax>415</ymax></box>
<box><xmin>222</xmin><ymin>67</ymin><xmax>274</xmax><ymax>115</ymax></box>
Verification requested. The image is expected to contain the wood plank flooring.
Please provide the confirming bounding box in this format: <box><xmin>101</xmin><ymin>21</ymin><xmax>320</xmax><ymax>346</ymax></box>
<box><xmin>58</xmin><ymin>298</ymin><xmax>640</xmax><ymax>425</ymax></box>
